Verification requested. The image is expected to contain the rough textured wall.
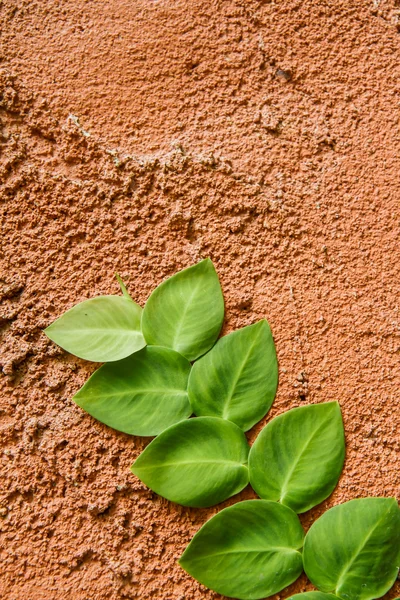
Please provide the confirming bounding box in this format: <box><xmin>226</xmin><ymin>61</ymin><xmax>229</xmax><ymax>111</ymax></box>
<box><xmin>0</xmin><ymin>1</ymin><xmax>399</xmax><ymax>599</ymax></box>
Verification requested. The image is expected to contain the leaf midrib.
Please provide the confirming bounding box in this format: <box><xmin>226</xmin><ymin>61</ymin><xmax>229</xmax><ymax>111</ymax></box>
<box><xmin>279</xmin><ymin>412</ymin><xmax>332</xmax><ymax>501</ymax></box>
<box><xmin>78</xmin><ymin>389</ymin><xmax>188</xmax><ymax>400</ymax></box>
<box><xmin>171</xmin><ymin>281</ymin><xmax>201</xmax><ymax>348</ymax></box>
<box><xmin>187</xmin><ymin>547</ymin><xmax>301</xmax><ymax>560</ymax></box>
<box><xmin>334</xmin><ymin>503</ymin><xmax>394</xmax><ymax>594</ymax></box>
<box><xmin>53</xmin><ymin>327</ymin><xmax>142</xmax><ymax>333</ymax></box>
<box><xmin>222</xmin><ymin>328</ymin><xmax>261</xmax><ymax>419</ymax></box>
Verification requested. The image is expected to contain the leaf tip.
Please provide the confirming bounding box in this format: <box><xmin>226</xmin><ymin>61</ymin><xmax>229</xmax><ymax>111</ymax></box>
<box><xmin>177</xmin><ymin>549</ymin><xmax>190</xmax><ymax>571</ymax></box>
<box><xmin>330</xmin><ymin>400</ymin><xmax>344</xmax><ymax>417</ymax></box>
<box><xmin>201</xmin><ymin>257</ymin><xmax>217</xmax><ymax>272</ymax></box>
<box><xmin>71</xmin><ymin>389</ymin><xmax>84</xmax><ymax>407</ymax></box>
<box><xmin>130</xmin><ymin>461</ymin><xmax>140</xmax><ymax>477</ymax></box>
<box><xmin>43</xmin><ymin>322</ymin><xmax>56</xmax><ymax>340</ymax></box>
<box><xmin>255</xmin><ymin>318</ymin><xmax>269</xmax><ymax>329</ymax></box>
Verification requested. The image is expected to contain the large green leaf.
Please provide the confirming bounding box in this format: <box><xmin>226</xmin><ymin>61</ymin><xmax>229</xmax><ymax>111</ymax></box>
<box><xmin>131</xmin><ymin>417</ymin><xmax>249</xmax><ymax>507</ymax></box>
<box><xmin>179</xmin><ymin>499</ymin><xmax>304</xmax><ymax>600</ymax></box>
<box><xmin>188</xmin><ymin>320</ymin><xmax>278</xmax><ymax>431</ymax></box>
<box><xmin>73</xmin><ymin>346</ymin><xmax>192</xmax><ymax>436</ymax></box>
<box><xmin>249</xmin><ymin>402</ymin><xmax>345</xmax><ymax>513</ymax></box>
<box><xmin>303</xmin><ymin>497</ymin><xmax>400</xmax><ymax>600</ymax></box>
<box><xmin>45</xmin><ymin>296</ymin><xmax>145</xmax><ymax>362</ymax></box>
<box><xmin>141</xmin><ymin>259</ymin><xmax>224</xmax><ymax>361</ymax></box>
<box><xmin>287</xmin><ymin>594</ymin><xmax>339</xmax><ymax>600</ymax></box>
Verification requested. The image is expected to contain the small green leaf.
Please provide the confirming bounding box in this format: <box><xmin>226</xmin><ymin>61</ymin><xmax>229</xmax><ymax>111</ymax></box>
<box><xmin>188</xmin><ymin>320</ymin><xmax>278</xmax><ymax>431</ymax></box>
<box><xmin>115</xmin><ymin>273</ymin><xmax>133</xmax><ymax>301</ymax></box>
<box><xmin>45</xmin><ymin>296</ymin><xmax>146</xmax><ymax>362</ymax></box>
<box><xmin>131</xmin><ymin>417</ymin><xmax>249</xmax><ymax>507</ymax></box>
<box><xmin>249</xmin><ymin>402</ymin><xmax>345</xmax><ymax>513</ymax></box>
<box><xmin>73</xmin><ymin>346</ymin><xmax>192</xmax><ymax>436</ymax></box>
<box><xmin>141</xmin><ymin>259</ymin><xmax>224</xmax><ymax>361</ymax></box>
<box><xmin>303</xmin><ymin>497</ymin><xmax>400</xmax><ymax>600</ymax></box>
<box><xmin>179</xmin><ymin>499</ymin><xmax>304</xmax><ymax>600</ymax></box>
<box><xmin>286</xmin><ymin>594</ymin><xmax>339</xmax><ymax>600</ymax></box>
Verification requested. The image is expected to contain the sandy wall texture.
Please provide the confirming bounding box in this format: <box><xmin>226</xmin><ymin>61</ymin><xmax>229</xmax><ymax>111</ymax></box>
<box><xmin>1</xmin><ymin>1</ymin><xmax>399</xmax><ymax>599</ymax></box>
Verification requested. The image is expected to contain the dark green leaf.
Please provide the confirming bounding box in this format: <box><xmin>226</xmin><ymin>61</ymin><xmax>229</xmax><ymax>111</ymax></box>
<box><xmin>141</xmin><ymin>259</ymin><xmax>224</xmax><ymax>361</ymax></box>
<box><xmin>73</xmin><ymin>346</ymin><xmax>192</xmax><ymax>436</ymax></box>
<box><xmin>179</xmin><ymin>499</ymin><xmax>304</xmax><ymax>600</ymax></box>
<box><xmin>249</xmin><ymin>402</ymin><xmax>345</xmax><ymax>513</ymax></box>
<box><xmin>131</xmin><ymin>417</ymin><xmax>249</xmax><ymax>507</ymax></box>
<box><xmin>188</xmin><ymin>320</ymin><xmax>278</xmax><ymax>431</ymax></box>
<box><xmin>303</xmin><ymin>497</ymin><xmax>400</xmax><ymax>600</ymax></box>
<box><xmin>45</xmin><ymin>296</ymin><xmax>145</xmax><ymax>362</ymax></box>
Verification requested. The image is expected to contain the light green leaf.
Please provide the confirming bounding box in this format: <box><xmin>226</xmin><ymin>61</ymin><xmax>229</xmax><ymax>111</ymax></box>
<box><xmin>303</xmin><ymin>497</ymin><xmax>400</xmax><ymax>600</ymax></box>
<box><xmin>73</xmin><ymin>346</ymin><xmax>192</xmax><ymax>436</ymax></box>
<box><xmin>179</xmin><ymin>499</ymin><xmax>304</xmax><ymax>600</ymax></box>
<box><xmin>45</xmin><ymin>296</ymin><xmax>145</xmax><ymax>362</ymax></box>
<box><xmin>188</xmin><ymin>320</ymin><xmax>278</xmax><ymax>431</ymax></box>
<box><xmin>141</xmin><ymin>259</ymin><xmax>224</xmax><ymax>361</ymax></box>
<box><xmin>249</xmin><ymin>402</ymin><xmax>345</xmax><ymax>513</ymax></box>
<box><xmin>131</xmin><ymin>417</ymin><xmax>249</xmax><ymax>507</ymax></box>
<box><xmin>286</xmin><ymin>594</ymin><xmax>339</xmax><ymax>600</ymax></box>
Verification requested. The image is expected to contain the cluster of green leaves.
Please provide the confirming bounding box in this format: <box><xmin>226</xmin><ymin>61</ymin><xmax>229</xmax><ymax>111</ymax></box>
<box><xmin>181</xmin><ymin>497</ymin><xmax>400</xmax><ymax>600</ymax></box>
<box><xmin>45</xmin><ymin>259</ymin><xmax>400</xmax><ymax>600</ymax></box>
<box><xmin>46</xmin><ymin>260</ymin><xmax>278</xmax><ymax>442</ymax></box>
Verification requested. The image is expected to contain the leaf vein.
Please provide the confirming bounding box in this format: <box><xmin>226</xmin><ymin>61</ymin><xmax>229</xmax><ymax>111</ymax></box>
<box><xmin>334</xmin><ymin>504</ymin><xmax>394</xmax><ymax>594</ymax></box>
<box><xmin>279</xmin><ymin>412</ymin><xmax>332</xmax><ymax>501</ymax></box>
<box><xmin>186</xmin><ymin>547</ymin><xmax>301</xmax><ymax>562</ymax></box>
<box><xmin>222</xmin><ymin>328</ymin><xmax>261</xmax><ymax>419</ymax></box>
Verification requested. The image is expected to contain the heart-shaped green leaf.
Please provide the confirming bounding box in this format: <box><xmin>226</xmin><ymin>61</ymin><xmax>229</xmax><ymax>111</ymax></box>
<box><xmin>179</xmin><ymin>499</ymin><xmax>304</xmax><ymax>600</ymax></box>
<box><xmin>45</xmin><ymin>296</ymin><xmax>145</xmax><ymax>362</ymax></box>
<box><xmin>287</xmin><ymin>594</ymin><xmax>339</xmax><ymax>600</ymax></box>
<box><xmin>303</xmin><ymin>497</ymin><xmax>400</xmax><ymax>600</ymax></box>
<box><xmin>131</xmin><ymin>417</ymin><xmax>249</xmax><ymax>507</ymax></box>
<box><xmin>188</xmin><ymin>320</ymin><xmax>278</xmax><ymax>431</ymax></box>
<box><xmin>141</xmin><ymin>259</ymin><xmax>224</xmax><ymax>361</ymax></box>
<box><xmin>73</xmin><ymin>346</ymin><xmax>192</xmax><ymax>436</ymax></box>
<box><xmin>249</xmin><ymin>402</ymin><xmax>345</xmax><ymax>513</ymax></box>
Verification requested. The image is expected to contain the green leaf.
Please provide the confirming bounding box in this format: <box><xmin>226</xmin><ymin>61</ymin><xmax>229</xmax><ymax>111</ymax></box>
<box><xmin>131</xmin><ymin>417</ymin><xmax>249</xmax><ymax>507</ymax></box>
<box><xmin>141</xmin><ymin>259</ymin><xmax>224</xmax><ymax>361</ymax></box>
<box><xmin>249</xmin><ymin>402</ymin><xmax>345</xmax><ymax>513</ymax></box>
<box><xmin>188</xmin><ymin>320</ymin><xmax>278</xmax><ymax>431</ymax></box>
<box><xmin>73</xmin><ymin>346</ymin><xmax>192</xmax><ymax>436</ymax></box>
<box><xmin>286</xmin><ymin>594</ymin><xmax>339</xmax><ymax>600</ymax></box>
<box><xmin>179</xmin><ymin>499</ymin><xmax>304</xmax><ymax>600</ymax></box>
<box><xmin>45</xmin><ymin>296</ymin><xmax>145</xmax><ymax>362</ymax></box>
<box><xmin>303</xmin><ymin>497</ymin><xmax>400</xmax><ymax>600</ymax></box>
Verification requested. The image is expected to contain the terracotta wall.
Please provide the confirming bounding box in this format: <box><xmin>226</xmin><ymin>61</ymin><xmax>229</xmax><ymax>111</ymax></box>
<box><xmin>0</xmin><ymin>1</ymin><xmax>399</xmax><ymax>598</ymax></box>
